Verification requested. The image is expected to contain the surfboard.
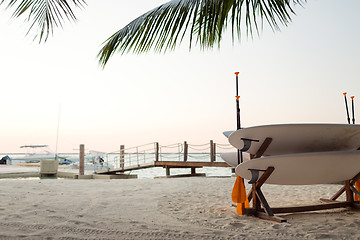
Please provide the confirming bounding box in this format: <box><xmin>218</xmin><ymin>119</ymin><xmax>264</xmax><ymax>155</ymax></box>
<box><xmin>223</xmin><ymin>131</ymin><xmax>234</xmax><ymax>138</ymax></box>
<box><xmin>235</xmin><ymin>150</ymin><xmax>360</xmax><ymax>185</ymax></box>
<box><xmin>228</xmin><ymin>124</ymin><xmax>360</xmax><ymax>156</ymax></box>
<box><xmin>220</xmin><ymin>152</ymin><xmax>250</xmax><ymax>167</ymax></box>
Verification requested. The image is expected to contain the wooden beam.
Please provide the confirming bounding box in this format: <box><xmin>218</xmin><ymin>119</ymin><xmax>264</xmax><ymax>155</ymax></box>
<box><xmin>255</xmin><ymin>187</ymin><xmax>274</xmax><ymax>216</ymax></box>
<box><xmin>79</xmin><ymin>144</ymin><xmax>85</xmax><ymax>175</ymax></box>
<box><xmin>345</xmin><ymin>180</ymin><xmax>354</xmax><ymax>202</ymax></box>
<box><xmin>154</xmin><ymin>161</ymin><xmax>230</xmax><ymax>168</ymax></box>
<box><xmin>253</xmin><ymin>137</ymin><xmax>272</xmax><ymax>159</ymax></box>
<box><xmin>248</xmin><ymin>167</ymin><xmax>275</xmax><ymax>201</ymax></box>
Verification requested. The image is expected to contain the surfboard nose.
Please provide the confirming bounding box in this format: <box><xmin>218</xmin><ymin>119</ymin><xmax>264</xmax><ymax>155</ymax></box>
<box><xmin>223</xmin><ymin>131</ymin><xmax>234</xmax><ymax>138</ymax></box>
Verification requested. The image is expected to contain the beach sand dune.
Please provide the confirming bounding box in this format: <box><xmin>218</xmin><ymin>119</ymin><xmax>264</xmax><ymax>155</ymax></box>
<box><xmin>1</xmin><ymin>177</ymin><xmax>360</xmax><ymax>239</ymax></box>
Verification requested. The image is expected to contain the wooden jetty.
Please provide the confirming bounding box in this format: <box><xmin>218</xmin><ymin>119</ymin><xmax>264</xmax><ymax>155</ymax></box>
<box><xmin>95</xmin><ymin>141</ymin><xmax>233</xmax><ymax>178</ymax></box>
<box><xmin>96</xmin><ymin>160</ymin><xmax>231</xmax><ymax>177</ymax></box>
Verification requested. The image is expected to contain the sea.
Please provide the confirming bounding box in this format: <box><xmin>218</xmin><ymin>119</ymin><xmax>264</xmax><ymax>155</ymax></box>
<box><xmin>1</xmin><ymin>152</ymin><xmax>234</xmax><ymax>179</ymax></box>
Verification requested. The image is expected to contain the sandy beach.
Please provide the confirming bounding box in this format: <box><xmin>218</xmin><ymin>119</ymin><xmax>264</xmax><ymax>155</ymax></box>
<box><xmin>1</xmin><ymin>177</ymin><xmax>360</xmax><ymax>239</ymax></box>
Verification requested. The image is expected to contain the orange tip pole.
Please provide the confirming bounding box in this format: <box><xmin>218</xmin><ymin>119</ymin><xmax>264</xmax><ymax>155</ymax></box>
<box><xmin>343</xmin><ymin>92</ymin><xmax>347</xmax><ymax>97</ymax></box>
<box><xmin>351</xmin><ymin>96</ymin><xmax>355</xmax><ymax>100</ymax></box>
<box><xmin>234</xmin><ymin>72</ymin><xmax>239</xmax><ymax>76</ymax></box>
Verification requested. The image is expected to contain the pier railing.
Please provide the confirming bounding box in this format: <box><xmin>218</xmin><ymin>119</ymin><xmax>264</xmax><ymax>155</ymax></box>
<box><xmin>103</xmin><ymin>141</ymin><xmax>234</xmax><ymax>170</ymax></box>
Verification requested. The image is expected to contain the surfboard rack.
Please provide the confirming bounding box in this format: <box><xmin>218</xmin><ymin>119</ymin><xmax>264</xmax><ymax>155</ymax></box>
<box><xmin>242</xmin><ymin>137</ymin><xmax>360</xmax><ymax>223</ymax></box>
<box><xmin>244</xmin><ymin>167</ymin><xmax>360</xmax><ymax>223</ymax></box>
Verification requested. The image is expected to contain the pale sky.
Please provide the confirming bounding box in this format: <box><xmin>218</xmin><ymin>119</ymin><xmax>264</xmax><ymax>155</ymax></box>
<box><xmin>1</xmin><ymin>0</ymin><xmax>359</xmax><ymax>153</ymax></box>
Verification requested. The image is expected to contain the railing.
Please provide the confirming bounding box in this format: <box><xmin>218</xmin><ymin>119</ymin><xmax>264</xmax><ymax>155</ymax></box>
<box><xmin>102</xmin><ymin>141</ymin><xmax>234</xmax><ymax>170</ymax></box>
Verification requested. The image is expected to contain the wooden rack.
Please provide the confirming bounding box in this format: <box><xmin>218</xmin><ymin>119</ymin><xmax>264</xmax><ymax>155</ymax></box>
<box><xmin>240</xmin><ymin>138</ymin><xmax>360</xmax><ymax>223</ymax></box>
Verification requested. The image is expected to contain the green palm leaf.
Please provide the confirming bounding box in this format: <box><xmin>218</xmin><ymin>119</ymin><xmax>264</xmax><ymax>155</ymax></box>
<box><xmin>0</xmin><ymin>0</ymin><xmax>86</xmax><ymax>42</ymax></box>
<box><xmin>98</xmin><ymin>0</ymin><xmax>304</xmax><ymax>67</ymax></box>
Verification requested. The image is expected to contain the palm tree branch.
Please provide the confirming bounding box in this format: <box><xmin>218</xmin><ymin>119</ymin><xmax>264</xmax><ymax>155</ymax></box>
<box><xmin>0</xmin><ymin>0</ymin><xmax>86</xmax><ymax>42</ymax></box>
<box><xmin>97</xmin><ymin>0</ymin><xmax>305</xmax><ymax>67</ymax></box>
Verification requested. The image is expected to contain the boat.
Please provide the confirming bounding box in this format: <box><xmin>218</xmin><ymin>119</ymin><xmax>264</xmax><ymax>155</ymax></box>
<box><xmin>11</xmin><ymin>145</ymin><xmax>66</xmax><ymax>163</ymax></box>
<box><xmin>68</xmin><ymin>150</ymin><xmax>113</xmax><ymax>171</ymax></box>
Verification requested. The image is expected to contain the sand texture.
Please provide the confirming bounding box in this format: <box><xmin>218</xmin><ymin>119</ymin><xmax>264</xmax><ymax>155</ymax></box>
<box><xmin>1</xmin><ymin>177</ymin><xmax>360</xmax><ymax>239</ymax></box>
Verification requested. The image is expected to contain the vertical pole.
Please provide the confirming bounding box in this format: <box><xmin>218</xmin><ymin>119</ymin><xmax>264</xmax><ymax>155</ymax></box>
<box><xmin>344</xmin><ymin>92</ymin><xmax>351</xmax><ymax>124</ymax></box>
<box><xmin>155</xmin><ymin>142</ymin><xmax>159</xmax><ymax>162</ymax></box>
<box><xmin>183</xmin><ymin>141</ymin><xmax>188</xmax><ymax>162</ymax></box>
<box><xmin>351</xmin><ymin>96</ymin><xmax>355</xmax><ymax>124</ymax></box>
<box><xmin>79</xmin><ymin>144</ymin><xmax>84</xmax><ymax>175</ymax></box>
<box><xmin>120</xmin><ymin>145</ymin><xmax>125</xmax><ymax>169</ymax></box>
<box><xmin>210</xmin><ymin>140</ymin><xmax>214</xmax><ymax>162</ymax></box>
<box><xmin>213</xmin><ymin>142</ymin><xmax>216</xmax><ymax>162</ymax></box>
<box><xmin>235</xmin><ymin>72</ymin><xmax>243</xmax><ymax>164</ymax></box>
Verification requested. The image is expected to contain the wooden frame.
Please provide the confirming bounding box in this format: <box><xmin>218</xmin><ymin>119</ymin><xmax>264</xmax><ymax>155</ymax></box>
<box><xmin>241</xmin><ymin>137</ymin><xmax>360</xmax><ymax>223</ymax></box>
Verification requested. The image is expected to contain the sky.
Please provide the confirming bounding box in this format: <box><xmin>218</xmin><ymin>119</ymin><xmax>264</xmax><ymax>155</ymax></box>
<box><xmin>1</xmin><ymin>0</ymin><xmax>360</xmax><ymax>153</ymax></box>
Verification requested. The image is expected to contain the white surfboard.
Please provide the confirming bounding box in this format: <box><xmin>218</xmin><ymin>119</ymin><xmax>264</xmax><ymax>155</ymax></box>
<box><xmin>235</xmin><ymin>150</ymin><xmax>360</xmax><ymax>185</ymax></box>
<box><xmin>228</xmin><ymin>124</ymin><xmax>360</xmax><ymax>156</ymax></box>
<box><xmin>223</xmin><ymin>131</ymin><xmax>234</xmax><ymax>138</ymax></box>
<box><xmin>220</xmin><ymin>152</ymin><xmax>250</xmax><ymax>167</ymax></box>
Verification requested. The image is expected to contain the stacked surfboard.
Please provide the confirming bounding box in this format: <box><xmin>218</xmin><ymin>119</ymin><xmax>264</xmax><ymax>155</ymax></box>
<box><xmin>221</xmin><ymin>124</ymin><xmax>360</xmax><ymax>185</ymax></box>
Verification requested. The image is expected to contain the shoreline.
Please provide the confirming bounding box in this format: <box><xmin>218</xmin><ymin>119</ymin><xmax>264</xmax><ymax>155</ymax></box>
<box><xmin>1</xmin><ymin>177</ymin><xmax>360</xmax><ymax>239</ymax></box>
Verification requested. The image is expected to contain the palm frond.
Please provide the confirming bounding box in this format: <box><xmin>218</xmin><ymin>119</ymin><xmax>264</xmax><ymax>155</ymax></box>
<box><xmin>98</xmin><ymin>0</ymin><xmax>305</xmax><ymax>67</ymax></box>
<box><xmin>0</xmin><ymin>0</ymin><xmax>86</xmax><ymax>42</ymax></box>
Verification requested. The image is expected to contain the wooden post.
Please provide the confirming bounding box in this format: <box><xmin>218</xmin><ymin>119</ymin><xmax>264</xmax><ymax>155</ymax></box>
<box><xmin>213</xmin><ymin>142</ymin><xmax>216</xmax><ymax>162</ymax></box>
<box><xmin>155</xmin><ymin>142</ymin><xmax>159</xmax><ymax>162</ymax></box>
<box><xmin>210</xmin><ymin>140</ymin><xmax>214</xmax><ymax>162</ymax></box>
<box><xmin>191</xmin><ymin>167</ymin><xmax>196</xmax><ymax>175</ymax></box>
<box><xmin>166</xmin><ymin>167</ymin><xmax>170</xmax><ymax>177</ymax></box>
<box><xmin>184</xmin><ymin>141</ymin><xmax>188</xmax><ymax>162</ymax></box>
<box><xmin>120</xmin><ymin>145</ymin><xmax>125</xmax><ymax>169</ymax></box>
<box><xmin>79</xmin><ymin>144</ymin><xmax>85</xmax><ymax>175</ymax></box>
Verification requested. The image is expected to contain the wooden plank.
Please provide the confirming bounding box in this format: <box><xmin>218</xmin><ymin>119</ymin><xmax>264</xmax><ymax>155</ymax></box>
<box><xmin>96</xmin><ymin>161</ymin><xmax>231</xmax><ymax>174</ymax></box>
<box><xmin>253</xmin><ymin>137</ymin><xmax>272</xmax><ymax>159</ymax></box>
<box><xmin>350</xmin><ymin>185</ymin><xmax>360</xmax><ymax>200</ymax></box>
<box><xmin>271</xmin><ymin>201</ymin><xmax>352</xmax><ymax>214</ymax></box>
<box><xmin>245</xmin><ymin>201</ymin><xmax>352</xmax><ymax>214</ymax></box>
<box><xmin>255</xmin><ymin>188</ymin><xmax>274</xmax><ymax>216</ymax></box>
<box><xmin>319</xmin><ymin>198</ymin><xmax>341</xmax><ymax>203</ymax></box>
<box><xmin>154</xmin><ymin>161</ymin><xmax>231</xmax><ymax>168</ymax></box>
<box><xmin>330</xmin><ymin>185</ymin><xmax>345</xmax><ymax>201</ymax></box>
<box><xmin>96</xmin><ymin>162</ymin><xmax>155</xmax><ymax>174</ymax></box>
<box><xmin>345</xmin><ymin>180</ymin><xmax>354</xmax><ymax>202</ymax></box>
<box><xmin>256</xmin><ymin>212</ymin><xmax>286</xmax><ymax>223</ymax></box>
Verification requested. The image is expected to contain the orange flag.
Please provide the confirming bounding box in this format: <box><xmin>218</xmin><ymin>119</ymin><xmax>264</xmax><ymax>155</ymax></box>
<box><xmin>355</xmin><ymin>180</ymin><xmax>360</xmax><ymax>201</ymax></box>
<box><xmin>232</xmin><ymin>175</ymin><xmax>249</xmax><ymax>215</ymax></box>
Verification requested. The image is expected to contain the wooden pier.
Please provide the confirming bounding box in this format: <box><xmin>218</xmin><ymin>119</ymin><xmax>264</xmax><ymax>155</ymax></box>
<box><xmin>95</xmin><ymin>141</ymin><xmax>233</xmax><ymax>177</ymax></box>
<box><xmin>96</xmin><ymin>160</ymin><xmax>231</xmax><ymax>177</ymax></box>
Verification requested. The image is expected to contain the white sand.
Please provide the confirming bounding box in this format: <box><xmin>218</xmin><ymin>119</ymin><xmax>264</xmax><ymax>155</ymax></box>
<box><xmin>1</xmin><ymin>177</ymin><xmax>360</xmax><ymax>239</ymax></box>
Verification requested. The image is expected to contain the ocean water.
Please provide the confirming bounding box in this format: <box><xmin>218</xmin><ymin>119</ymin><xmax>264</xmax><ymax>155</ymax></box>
<box><xmin>2</xmin><ymin>153</ymin><xmax>234</xmax><ymax>179</ymax></box>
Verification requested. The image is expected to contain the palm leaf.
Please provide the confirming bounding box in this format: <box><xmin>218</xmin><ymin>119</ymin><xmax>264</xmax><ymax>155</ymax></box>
<box><xmin>98</xmin><ymin>0</ymin><xmax>305</xmax><ymax>67</ymax></box>
<box><xmin>0</xmin><ymin>0</ymin><xmax>86</xmax><ymax>42</ymax></box>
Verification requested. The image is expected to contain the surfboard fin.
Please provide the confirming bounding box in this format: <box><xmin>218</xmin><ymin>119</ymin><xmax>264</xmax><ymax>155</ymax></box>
<box><xmin>248</xmin><ymin>169</ymin><xmax>260</xmax><ymax>184</ymax></box>
<box><xmin>248</xmin><ymin>168</ymin><xmax>266</xmax><ymax>184</ymax></box>
<box><xmin>240</xmin><ymin>138</ymin><xmax>259</xmax><ymax>152</ymax></box>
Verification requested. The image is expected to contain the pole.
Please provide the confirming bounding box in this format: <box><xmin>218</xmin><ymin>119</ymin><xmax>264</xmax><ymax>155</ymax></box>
<box><xmin>120</xmin><ymin>145</ymin><xmax>125</xmax><ymax>169</ymax></box>
<box><xmin>343</xmin><ymin>92</ymin><xmax>350</xmax><ymax>124</ymax></box>
<box><xmin>235</xmin><ymin>72</ymin><xmax>243</xmax><ymax>164</ymax></box>
<box><xmin>351</xmin><ymin>96</ymin><xmax>355</xmax><ymax>124</ymax></box>
<box><xmin>183</xmin><ymin>141</ymin><xmax>188</xmax><ymax>162</ymax></box>
<box><xmin>79</xmin><ymin>144</ymin><xmax>85</xmax><ymax>175</ymax></box>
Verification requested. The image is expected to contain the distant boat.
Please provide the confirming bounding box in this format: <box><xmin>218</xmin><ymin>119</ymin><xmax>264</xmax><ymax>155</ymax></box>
<box><xmin>68</xmin><ymin>150</ymin><xmax>114</xmax><ymax>171</ymax></box>
<box><xmin>11</xmin><ymin>145</ymin><xmax>66</xmax><ymax>163</ymax></box>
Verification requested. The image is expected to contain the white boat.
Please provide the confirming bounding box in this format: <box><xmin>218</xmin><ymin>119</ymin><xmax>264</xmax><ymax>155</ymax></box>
<box><xmin>68</xmin><ymin>150</ymin><xmax>114</xmax><ymax>171</ymax></box>
<box><xmin>11</xmin><ymin>145</ymin><xmax>64</xmax><ymax>163</ymax></box>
